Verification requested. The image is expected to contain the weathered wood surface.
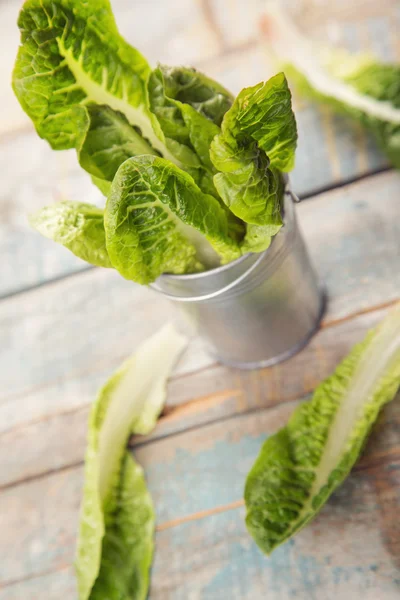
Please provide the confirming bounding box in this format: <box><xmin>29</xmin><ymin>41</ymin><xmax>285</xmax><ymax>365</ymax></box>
<box><xmin>0</xmin><ymin>306</ymin><xmax>392</xmax><ymax>491</ymax></box>
<box><xmin>1</xmin><ymin>0</ymin><xmax>398</xmax><ymax>296</ymax></box>
<box><xmin>2</xmin><ymin>1</ymin><xmax>400</xmax><ymax>598</ymax></box>
<box><xmin>1</xmin><ymin>168</ymin><xmax>400</xmax><ymax>597</ymax></box>
<box><xmin>0</xmin><ymin>392</ymin><xmax>399</xmax><ymax>597</ymax></box>
<box><xmin>1</xmin><ymin>171</ymin><xmax>400</xmax><ymax>488</ymax></box>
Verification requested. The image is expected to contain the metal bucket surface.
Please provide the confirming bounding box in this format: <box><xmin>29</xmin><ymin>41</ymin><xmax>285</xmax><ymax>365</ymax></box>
<box><xmin>152</xmin><ymin>189</ymin><xmax>325</xmax><ymax>369</ymax></box>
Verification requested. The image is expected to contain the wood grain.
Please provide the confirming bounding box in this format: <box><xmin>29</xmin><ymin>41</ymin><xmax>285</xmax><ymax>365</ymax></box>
<box><xmin>0</xmin><ymin>306</ymin><xmax>389</xmax><ymax>490</ymax></box>
<box><xmin>2</xmin><ymin>3</ymin><xmax>400</xmax><ymax>598</ymax></box>
<box><xmin>0</xmin><ymin>393</ymin><xmax>398</xmax><ymax>594</ymax></box>
<box><xmin>0</xmin><ymin>567</ymin><xmax>77</xmax><ymax>600</ymax></box>
<box><xmin>1</xmin><ymin>171</ymin><xmax>400</xmax><ymax>489</ymax></box>
<box><xmin>151</xmin><ymin>463</ymin><xmax>400</xmax><ymax>600</ymax></box>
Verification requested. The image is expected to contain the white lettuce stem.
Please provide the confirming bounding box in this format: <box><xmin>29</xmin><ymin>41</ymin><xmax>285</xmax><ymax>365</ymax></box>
<box><xmin>97</xmin><ymin>324</ymin><xmax>187</xmax><ymax>502</ymax></box>
<box><xmin>289</xmin><ymin>303</ymin><xmax>400</xmax><ymax>534</ymax></box>
<box><xmin>262</xmin><ymin>4</ymin><xmax>400</xmax><ymax>123</ymax></box>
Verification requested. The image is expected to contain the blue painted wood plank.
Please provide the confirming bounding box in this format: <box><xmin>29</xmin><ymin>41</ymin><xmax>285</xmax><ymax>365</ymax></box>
<box><xmin>0</xmin><ymin>397</ymin><xmax>398</xmax><ymax>596</ymax></box>
<box><xmin>153</xmin><ymin>484</ymin><xmax>400</xmax><ymax>600</ymax></box>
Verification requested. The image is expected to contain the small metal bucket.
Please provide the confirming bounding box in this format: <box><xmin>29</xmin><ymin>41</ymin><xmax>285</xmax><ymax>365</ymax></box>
<box><xmin>152</xmin><ymin>187</ymin><xmax>325</xmax><ymax>369</ymax></box>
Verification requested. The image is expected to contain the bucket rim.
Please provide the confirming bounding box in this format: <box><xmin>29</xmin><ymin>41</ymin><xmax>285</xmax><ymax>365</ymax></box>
<box><xmin>157</xmin><ymin>182</ymin><xmax>296</xmax><ymax>284</ymax></box>
<box><xmin>158</xmin><ymin>250</ymin><xmax>253</xmax><ymax>282</ymax></box>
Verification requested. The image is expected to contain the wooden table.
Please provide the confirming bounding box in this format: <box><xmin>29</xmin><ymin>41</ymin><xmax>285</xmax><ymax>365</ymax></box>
<box><xmin>1</xmin><ymin>1</ymin><xmax>400</xmax><ymax>598</ymax></box>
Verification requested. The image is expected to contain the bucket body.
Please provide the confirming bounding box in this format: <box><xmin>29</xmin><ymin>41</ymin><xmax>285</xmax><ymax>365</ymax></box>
<box><xmin>153</xmin><ymin>189</ymin><xmax>325</xmax><ymax>369</ymax></box>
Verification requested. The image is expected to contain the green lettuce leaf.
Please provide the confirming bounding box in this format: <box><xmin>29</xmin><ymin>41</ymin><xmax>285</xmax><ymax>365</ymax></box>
<box><xmin>76</xmin><ymin>323</ymin><xmax>187</xmax><ymax>600</ymax></box>
<box><xmin>79</xmin><ymin>105</ymin><xmax>158</xmax><ymax>193</ymax></box>
<box><xmin>262</xmin><ymin>4</ymin><xmax>400</xmax><ymax>168</ymax></box>
<box><xmin>29</xmin><ymin>201</ymin><xmax>111</xmax><ymax>268</ymax></box>
<box><xmin>210</xmin><ymin>73</ymin><xmax>296</xmax><ymax>228</ymax></box>
<box><xmin>105</xmin><ymin>155</ymin><xmax>242</xmax><ymax>284</ymax></box>
<box><xmin>91</xmin><ymin>176</ymin><xmax>112</xmax><ymax>198</ymax></box>
<box><xmin>149</xmin><ymin>65</ymin><xmax>233</xmax><ymax>128</ymax></box>
<box><xmin>89</xmin><ymin>453</ymin><xmax>153</xmax><ymax>600</ymax></box>
<box><xmin>80</xmin><ymin>105</ymin><xmax>157</xmax><ymax>182</ymax></box>
<box><xmin>147</xmin><ymin>65</ymin><xmax>232</xmax><ymax>197</ymax></box>
<box><xmin>147</xmin><ymin>67</ymin><xmax>201</xmax><ymax>170</ymax></box>
<box><xmin>179</xmin><ymin>103</ymin><xmax>221</xmax><ymax>170</ymax></box>
<box><xmin>245</xmin><ymin>303</ymin><xmax>400</xmax><ymax>555</ymax></box>
<box><xmin>242</xmin><ymin>221</ymin><xmax>283</xmax><ymax>254</ymax></box>
<box><xmin>12</xmin><ymin>0</ymin><xmax>172</xmax><ymax>159</ymax></box>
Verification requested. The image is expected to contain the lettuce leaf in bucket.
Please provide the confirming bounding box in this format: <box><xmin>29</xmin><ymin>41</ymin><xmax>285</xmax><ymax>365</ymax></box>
<box><xmin>210</xmin><ymin>73</ymin><xmax>297</xmax><ymax>251</ymax></box>
<box><xmin>29</xmin><ymin>201</ymin><xmax>112</xmax><ymax>268</ymax></box>
<box><xmin>105</xmin><ymin>155</ymin><xmax>242</xmax><ymax>283</ymax></box>
<box><xmin>147</xmin><ymin>65</ymin><xmax>233</xmax><ymax>164</ymax></box>
<box><xmin>147</xmin><ymin>65</ymin><xmax>234</xmax><ymax>199</ymax></box>
<box><xmin>12</xmin><ymin>0</ymin><xmax>163</xmax><ymax>151</ymax></box>
<box><xmin>14</xmin><ymin>0</ymin><xmax>299</xmax><ymax>283</ymax></box>
<box><xmin>79</xmin><ymin>105</ymin><xmax>158</xmax><ymax>196</ymax></box>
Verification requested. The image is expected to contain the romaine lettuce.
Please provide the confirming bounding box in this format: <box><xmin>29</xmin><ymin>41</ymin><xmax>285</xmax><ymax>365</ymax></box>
<box><xmin>149</xmin><ymin>65</ymin><xmax>233</xmax><ymax>128</ymax></box>
<box><xmin>262</xmin><ymin>4</ymin><xmax>400</xmax><ymax>168</ymax></box>
<box><xmin>29</xmin><ymin>201</ymin><xmax>112</xmax><ymax>268</ymax></box>
<box><xmin>245</xmin><ymin>303</ymin><xmax>400</xmax><ymax>554</ymax></box>
<box><xmin>14</xmin><ymin>0</ymin><xmax>300</xmax><ymax>282</ymax></box>
<box><xmin>76</xmin><ymin>323</ymin><xmax>187</xmax><ymax>600</ymax></box>
<box><xmin>79</xmin><ymin>105</ymin><xmax>158</xmax><ymax>192</ymax></box>
<box><xmin>210</xmin><ymin>73</ymin><xmax>296</xmax><ymax>249</ymax></box>
<box><xmin>12</xmin><ymin>0</ymin><xmax>171</xmax><ymax>159</ymax></box>
<box><xmin>148</xmin><ymin>65</ymin><xmax>233</xmax><ymax>198</ymax></box>
<box><xmin>105</xmin><ymin>155</ymin><xmax>242</xmax><ymax>284</ymax></box>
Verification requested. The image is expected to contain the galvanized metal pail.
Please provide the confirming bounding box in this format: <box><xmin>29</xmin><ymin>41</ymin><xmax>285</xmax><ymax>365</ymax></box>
<box><xmin>152</xmin><ymin>187</ymin><xmax>325</xmax><ymax>369</ymax></box>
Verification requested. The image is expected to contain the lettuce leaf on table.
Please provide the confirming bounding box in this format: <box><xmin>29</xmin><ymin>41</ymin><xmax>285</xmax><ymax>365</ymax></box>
<box><xmin>76</xmin><ymin>323</ymin><xmax>187</xmax><ymax>600</ymax></box>
<box><xmin>105</xmin><ymin>155</ymin><xmax>242</xmax><ymax>284</ymax></box>
<box><xmin>261</xmin><ymin>4</ymin><xmax>400</xmax><ymax>168</ymax></box>
<box><xmin>245</xmin><ymin>303</ymin><xmax>400</xmax><ymax>555</ymax></box>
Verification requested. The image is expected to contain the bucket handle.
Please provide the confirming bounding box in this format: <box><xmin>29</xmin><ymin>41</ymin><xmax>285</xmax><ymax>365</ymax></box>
<box><xmin>150</xmin><ymin>249</ymin><xmax>268</xmax><ymax>303</ymax></box>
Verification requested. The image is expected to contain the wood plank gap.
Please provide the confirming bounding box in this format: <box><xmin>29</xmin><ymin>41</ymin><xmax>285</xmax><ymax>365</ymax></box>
<box><xmin>2</xmin><ymin>293</ymin><xmax>395</xmax><ymax>419</ymax></box>
<box><xmin>156</xmin><ymin>498</ymin><xmax>244</xmax><ymax>532</ymax></box>
<box><xmin>0</xmin><ymin>563</ymin><xmax>71</xmax><ymax>591</ymax></box>
<box><xmin>297</xmin><ymin>166</ymin><xmax>393</xmax><ymax>201</ymax></box>
<box><xmin>160</xmin><ymin>388</ymin><xmax>241</xmax><ymax>421</ymax></box>
<box><xmin>156</xmin><ymin>450</ymin><xmax>400</xmax><ymax>533</ymax></box>
<box><xmin>321</xmin><ymin>297</ymin><xmax>400</xmax><ymax>330</ymax></box>
<box><xmin>0</xmin><ymin>459</ymin><xmax>82</xmax><ymax>493</ymax></box>
<box><xmin>1</xmin><ymin>167</ymin><xmax>393</xmax><ymax>303</ymax></box>
<box><xmin>0</xmin><ymin>264</ymin><xmax>94</xmax><ymax>302</ymax></box>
